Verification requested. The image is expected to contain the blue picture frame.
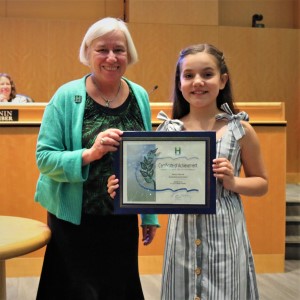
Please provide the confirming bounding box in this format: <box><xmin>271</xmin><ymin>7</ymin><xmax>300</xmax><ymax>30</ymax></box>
<box><xmin>113</xmin><ymin>131</ymin><xmax>216</xmax><ymax>214</ymax></box>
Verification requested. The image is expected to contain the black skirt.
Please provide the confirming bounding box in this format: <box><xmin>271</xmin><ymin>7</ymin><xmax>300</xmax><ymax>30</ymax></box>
<box><xmin>36</xmin><ymin>213</ymin><xmax>144</xmax><ymax>300</ymax></box>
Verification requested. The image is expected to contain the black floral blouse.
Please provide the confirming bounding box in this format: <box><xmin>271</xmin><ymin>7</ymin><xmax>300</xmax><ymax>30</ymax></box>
<box><xmin>82</xmin><ymin>91</ymin><xmax>144</xmax><ymax>215</ymax></box>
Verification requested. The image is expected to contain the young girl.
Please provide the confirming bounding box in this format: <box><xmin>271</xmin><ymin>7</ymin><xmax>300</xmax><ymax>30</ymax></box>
<box><xmin>108</xmin><ymin>43</ymin><xmax>268</xmax><ymax>299</ymax></box>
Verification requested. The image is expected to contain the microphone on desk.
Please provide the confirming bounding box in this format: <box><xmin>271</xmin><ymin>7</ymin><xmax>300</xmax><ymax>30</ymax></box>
<box><xmin>148</xmin><ymin>85</ymin><xmax>158</xmax><ymax>95</ymax></box>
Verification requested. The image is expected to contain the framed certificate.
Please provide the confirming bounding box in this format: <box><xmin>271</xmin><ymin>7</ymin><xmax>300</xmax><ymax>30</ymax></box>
<box><xmin>113</xmin><ymin>131</ymin><xmax>216</xmax><ymax>214</ymax></box>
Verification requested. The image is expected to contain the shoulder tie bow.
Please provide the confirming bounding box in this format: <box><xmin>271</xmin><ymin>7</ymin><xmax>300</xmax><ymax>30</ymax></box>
<box><xmin>215</xmin><ymin>103</ymin><xmax>249</xmax><ymax>140</ymax></box>
<box><xmin>156</xmin><ymin>111</ymin><xmax>183</xmax><ymax>132</ymax></box>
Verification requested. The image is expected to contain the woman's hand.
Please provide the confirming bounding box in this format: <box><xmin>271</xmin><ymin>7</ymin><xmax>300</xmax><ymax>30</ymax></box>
<box><xmin>142</xmin><ymin>225</ymin><xmax>157</xmax><ymax>246</ymax></box>
<box><xmin>0</xmin><ymin>94</ymin><xmax>8</xmax><ymax>102</ymax></box>
<box><xmin>82</xmin><ymin>128</ymin><xmax>123</xmax><ymax>165</ymax></box>
<box><xmin>107</xmin><ymin>174</ymin><xmax>119</xmax><ymax>199</ymax></box>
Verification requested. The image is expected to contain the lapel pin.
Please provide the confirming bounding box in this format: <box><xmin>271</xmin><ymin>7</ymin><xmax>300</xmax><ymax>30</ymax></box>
<box><xmin>74</xmin><ymin>95</ymin><xmax>82</xmax><ymax>103</ymax></box>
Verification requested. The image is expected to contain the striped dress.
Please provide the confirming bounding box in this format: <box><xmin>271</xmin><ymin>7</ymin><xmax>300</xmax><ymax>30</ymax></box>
<box><xmin>157</xmin><ymin>104</ymin><xmax>259</xmax><ymax>300</ymax></box>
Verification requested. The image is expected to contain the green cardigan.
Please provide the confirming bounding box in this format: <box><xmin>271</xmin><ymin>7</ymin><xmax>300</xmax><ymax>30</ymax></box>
<box><xmin>35</xmin><ymin>74</ymin><xmax>159</xmax><ymax>226</ymax></box>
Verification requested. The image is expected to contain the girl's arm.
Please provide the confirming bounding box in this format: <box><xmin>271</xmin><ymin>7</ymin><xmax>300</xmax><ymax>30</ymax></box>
<box><xmin>213</xmin><ymin>121</ymin><xmax>268</xmax><ymax>196</ymax></box>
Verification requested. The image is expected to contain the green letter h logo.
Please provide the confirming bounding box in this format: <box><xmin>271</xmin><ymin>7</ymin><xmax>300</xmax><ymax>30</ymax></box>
<box><xmin>175</xmin><ymin>147</ymin><xmax>181</xmax><ymax>155</ymax></box>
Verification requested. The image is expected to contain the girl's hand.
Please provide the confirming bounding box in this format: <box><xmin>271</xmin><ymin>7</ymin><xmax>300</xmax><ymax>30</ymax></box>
<box><xmin>213</xmin><ymin>123</ymin><xmax>268</xmax><ymax>197</ymax></box>
<box><xmin>212</xmin><ymin>158</ymin><xmax>235</xmax><ymax>191</ymax></box>
<box><xmin>107</xmin><ymin>174</ymin><xmax>119</xmax><ymax>199</ymax></box>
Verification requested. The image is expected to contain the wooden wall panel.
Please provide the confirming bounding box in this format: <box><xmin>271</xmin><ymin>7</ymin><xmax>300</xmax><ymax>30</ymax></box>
<box><xmin>0</xmin><ymin>1</ymin><xmax>4</xmax><ymax>18</ymax></box>
<box><xmin>0</xmin><ymin>19</ymin><xmax>49</xmax><ymax>102</ymax></box>
<box><xmin>0</xmin><ymin>19</ymin><xmax>298</xmax><ymax>179</ymax></box>
<box><xmin>128</xmin><ymin>0</ymin><xmax>219</xmax><ymax>25</ymax></box>
<box><xmin>47</xmin><ymin>20</ymin><xmax>92</xmax><ymax>100</ymax></box>
<box><xmin>1</xmin><ymin>0</ymin><xmax>123</xmax><ymax>20</ymax></box>
<box><xmin>296</xmin><ymin>0</ymin><xmax>300</xmax><ymax>28</ymax></box>
<box><xmin>219</xmin><ymin>27</ymin><xmax>299</xmax><ymax>180</ymax></box>
<box><xmin>219</xmin><ymin>0</ymin><xmax>296</xmax><ymax>29</ymax></box>
<box><xmin>125</xmin><ymin>23</ymin><xmax>219</xmax><ymax>100</ymax></box>
<box><xmin>0</xmin><ymin>1</ymin><xmax>299</xmax><ymax>29</ymax></box>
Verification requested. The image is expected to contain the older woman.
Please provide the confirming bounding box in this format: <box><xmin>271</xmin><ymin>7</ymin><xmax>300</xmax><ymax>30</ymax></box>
<box><xmin>35</xmin><ymin>17</ymin><xmax>159</xmax><ymax>300</ymax></box>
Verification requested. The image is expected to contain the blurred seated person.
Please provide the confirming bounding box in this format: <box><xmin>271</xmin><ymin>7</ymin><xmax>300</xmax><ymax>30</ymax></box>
<box><xmin>0</xmin><ymin>73</ymin><xmax>34</xmax><ymax>103</ymax></box>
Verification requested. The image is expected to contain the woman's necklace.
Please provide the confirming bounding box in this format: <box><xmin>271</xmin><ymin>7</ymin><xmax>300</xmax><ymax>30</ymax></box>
<box><xmin>91</xmin><ymin>76</ymin><xmax>122</xmax><ymax>107</ymax></box>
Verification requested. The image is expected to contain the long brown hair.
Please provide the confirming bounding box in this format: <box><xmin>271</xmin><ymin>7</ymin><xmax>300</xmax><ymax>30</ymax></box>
<box><xmin>172</xmin><ymin>44</ymin><xmax>236</xmax><ymax>119</ymax></box>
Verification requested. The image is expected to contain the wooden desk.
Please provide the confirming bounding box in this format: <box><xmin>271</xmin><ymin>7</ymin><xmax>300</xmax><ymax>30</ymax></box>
<box><xmin>0</xmin><ymin>216</ymin><xmax>51</xmax><ymax>300</ymax></box>
<box><xmin>0</xmin><ymin>102</ymin><xmax>286</xmax><ymax>275</ymax></box>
